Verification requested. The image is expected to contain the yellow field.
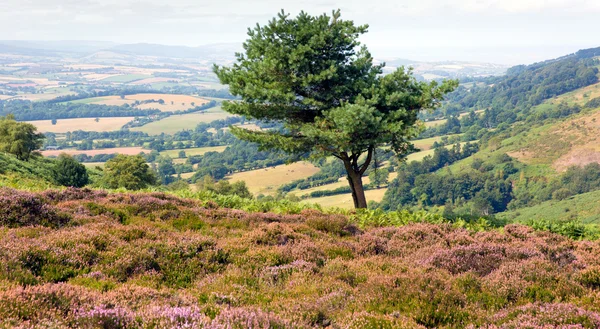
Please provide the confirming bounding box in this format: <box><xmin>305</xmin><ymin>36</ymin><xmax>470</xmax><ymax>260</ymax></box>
<box><xmin>41</xmin><ymin>147</ymin><xmax>146</xmax><ymax>157</ymax></box>
<box><xmin>303</xmin><ymin>188</ymin><xmax>389</xmax><ymax>209</ymax></box>
<box><xmin>226</xmin><ymin>162</ymin><xmax>320</xmax><ymax>195</ymax></box>
<box><xmin>406</xmin><ymin>148</ymin><xmax>436</xmax><ymax>162</ymax></box>
<box><xmin>423</xmin><ymin>119</ymin><xmax>447</xmax><ymax>127</ymax></box>
<box><xmin>26</xmin><ymin>117</ymin><xmax>135</xmax><ymax>133</ymax></box>
<box><xmin>179</xmin><ymin>172</ymin><xmax>196</xmax><ymax>179</ymax></box>
<box><xmin>131</xmin><ymin>107</ymin><xmax>233</xmax><ymax>135</ymax></box>
<box><xmin>159</xmin><ymin>146</ymin><xmax>228</xmax><ymax>158</ymax></box>
<box><xmin>412</xmin><ymin>135</ymin><xmax>461</xmax><ymax>151</ymax></box>
<box><xmin>82</xmin><ymin>162</ymin><xmax>105</xmax><ymax>168</ymax></box>
<box><xmin>74</xmin><ymin>94</ymin><xmax>210</xmax><ymax>112</ymax></box>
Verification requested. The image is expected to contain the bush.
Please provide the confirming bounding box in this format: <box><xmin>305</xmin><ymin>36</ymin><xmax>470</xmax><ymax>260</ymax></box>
<box><xmin>53</xmin><ymin>154</ymin><xmax>89</xmax><ymax>188</ymax></box>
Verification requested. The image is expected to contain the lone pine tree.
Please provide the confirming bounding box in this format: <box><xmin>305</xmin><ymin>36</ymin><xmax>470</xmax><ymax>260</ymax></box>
<box><xmin>214</xmin><ymin>10</ymin><xmax>457</xmax><ymax>208</ymax></box>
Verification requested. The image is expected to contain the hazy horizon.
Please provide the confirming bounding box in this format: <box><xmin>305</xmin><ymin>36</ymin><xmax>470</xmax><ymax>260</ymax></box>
<box><xmin>1</xmin><ymin>0</ymin><xmax>598</xmax><ymax>65</ymax></box>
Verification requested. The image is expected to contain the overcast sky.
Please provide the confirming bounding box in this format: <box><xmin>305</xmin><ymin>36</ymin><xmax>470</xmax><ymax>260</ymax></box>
<box><xmin>2</xmin><ymin>0</ymin><xmax>598</xmax><ymax>64</ymax></box>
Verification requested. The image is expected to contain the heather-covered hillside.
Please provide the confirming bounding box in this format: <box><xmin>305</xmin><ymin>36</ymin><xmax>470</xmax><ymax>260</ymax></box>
<box><xmin>1</xmin><ymin>188</ymin><xmax>600</xmax><ymax>328</ymax></box>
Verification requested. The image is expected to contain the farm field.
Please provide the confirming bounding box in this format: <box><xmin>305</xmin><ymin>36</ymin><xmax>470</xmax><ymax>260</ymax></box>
<box><xmin>226</xmin><ymin>161</ymin><xmax>320</xmax><ymax>195</ymax></box>
<box><xmin>412</xmin><ymin>134</ymin><xmax>462</xmax><ymax>150</ymax></box>
<box><xmin>26</xmin><ymin>117</ymin><xmax>135</xmax><ymax>133</ymax></box>
<box><xmin>129</xmin><ymin>77</ymin><xmax>181</xmax><ymax>85</ymax></box>
<box><xmin>69</xmin><ymin>93</ymin><xmax>210</xmax><ymax>112</ymax></box>
<box><xmin>131</xmin><ymin>107</ymin><xmax>233</xmax><ymax>135</ymax></box>
<box><xmin>41</xmin><ymin>146</ymin><xmax>146</xmax><ymax>157</ymax></box>
<box><xmin>423</xmin><ymin>118</ymin><xmax>447</xmax><ymax>127</ymax></box>
<box><xmin>303</xmin><ymin>188</ymin><xmax>389</xmax><ymax>209</ymax></box>
<box><xmin>99</xmin><ymin>74</ymin><xmax>150</xmax><ymax>83</ymax></box>
<box><xmin>159</xmin><ymin>146</ymin><xmax>227</xmax><ymax>158</ymax></box>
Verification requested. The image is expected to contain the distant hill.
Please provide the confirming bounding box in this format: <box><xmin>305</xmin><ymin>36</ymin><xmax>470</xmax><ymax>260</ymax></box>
<box><xmin>106</xmin><ymin>42</ymin><xmax>242</xmax><ymax>61</ymax></box>
<box><xmin>0</xmin><ymin>40</ymin><xmax>118</xmax><ymax>56</ymax></box>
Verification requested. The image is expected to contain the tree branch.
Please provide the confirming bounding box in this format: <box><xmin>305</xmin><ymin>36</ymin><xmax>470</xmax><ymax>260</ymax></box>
<box><xmin>358</xmin><ymin>146</ymin><xmax>374</xmax><ymax>176</ymax></box>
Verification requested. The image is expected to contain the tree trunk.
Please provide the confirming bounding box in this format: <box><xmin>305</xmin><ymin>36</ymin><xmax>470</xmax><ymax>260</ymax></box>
<box><xmin>346</xmin><ymin>170</ymin><xmax>368</xmax><ymax>208</ymax></box>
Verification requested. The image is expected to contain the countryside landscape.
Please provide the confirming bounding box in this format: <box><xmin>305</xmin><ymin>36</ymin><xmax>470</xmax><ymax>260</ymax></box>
<box><xmin>2</xmin><ymin>2</ymin><xmax>600</xmax><ymax>328</ymax></box>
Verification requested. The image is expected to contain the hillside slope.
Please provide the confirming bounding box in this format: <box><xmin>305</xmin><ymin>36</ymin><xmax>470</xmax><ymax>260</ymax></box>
<box><xmin>0</xmin><ymin>153</ymin><xmax>57</xmax><ymax>189</ymax></box>
<box><xmin>1</xmin><ymin>188</ymin><xmax>600</xmax><ymax>328</ymax></box>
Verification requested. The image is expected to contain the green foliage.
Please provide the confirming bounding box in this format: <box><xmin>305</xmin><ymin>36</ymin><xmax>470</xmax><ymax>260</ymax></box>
<box><xmin>53</xmin><ymin>154</ymin><xmax>89</xmax><ymax>188</ymax></box>
<box><xmin>101</xmin><ymin>154</ymin><xmax>156</xmax><ymax>190</ymax></box>
<box><xmin>195</xmin><ymin>175</ymin><xmax>253</xmax><ymax>199</ymax></box>
<box><xmin>214</xmin><ymin>10</ymin><xmax>456</xmax><ymax>207</ymax></box>
<box><xmin>524</xmin><ymin>218</ymin><xmax>600</xmax><ymax>240</ymax></box>
<box><xmin>0</xmin><ymin>115</ymin><xmax>45</xmax><ymax>161</ymax></box>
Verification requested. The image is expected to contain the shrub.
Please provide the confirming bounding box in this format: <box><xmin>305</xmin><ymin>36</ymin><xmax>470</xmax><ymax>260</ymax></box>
<box><xmin>0</xmin><ymin>188</ymin><xmax>70</xmax><ymax>228</ymax></box>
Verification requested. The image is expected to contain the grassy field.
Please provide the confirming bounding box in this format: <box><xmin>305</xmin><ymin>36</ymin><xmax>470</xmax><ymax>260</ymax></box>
<box><xmin>41</xmin><ymin>147</ymin><xmax>146</xmax><ymax>157</ymax></box>
<box><xmin>159</xmin><ymin>146</ymin><xmax>228</xmax><ymax>158</ymax></box>
<box><xmin>551</xmin><ymin>82</ymin><xmax>600</xmax><ymax>105</ymax></box>
<box><xmin>497</xmin><ymin>189</ymin><xmax>600</xmax><ymax>224</ymax></box>
<box><xmin>226</xmin><ymin>161</ymin><xmax>320</xmax><ymax>195</ymax></box>
<box><xmin>303</xmin><ymin>188</ymin><xmax>389</xmax><ymax>209</ymax></box>
<box><xmin>26</xmin><ymin>117</ymin><xmax>134</xmax><ymax>133</ymax></box>
<box><xmin>503</xmin><ymin>107</ymin><xmax>600</xmax><ymax>172</ymax></box>
<box><xmin>131</xmin><ymin>107</ymin><xmax>233</xmax><ymax>135</ymax></box>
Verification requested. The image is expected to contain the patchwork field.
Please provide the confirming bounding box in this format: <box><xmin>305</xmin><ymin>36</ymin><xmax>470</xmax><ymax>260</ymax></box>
<box><xmin>131</xmin><ymin>107</ymin><xmax>233</xmax><ymax>135</ymax></box>
<box><xmin>41</xmin><ymin>146</ymin><xmax>146</xmax><ymax>157</ymax></box>
<box><xmin>26</xmin><ymin>117</ymin><xmax>135</xmax><ymax>133</ymax></box>
<box><xmin>227</xmin><ymin>161</ymin><xmax>320</xmax><ymax>195</ymax></box>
